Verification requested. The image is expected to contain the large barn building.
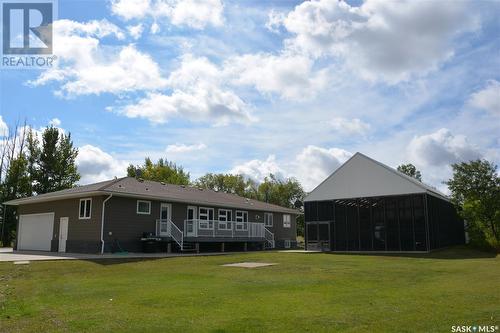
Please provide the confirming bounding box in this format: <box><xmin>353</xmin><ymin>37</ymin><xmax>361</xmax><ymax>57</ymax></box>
<box><xmin>304</xmin><ymin>153</ymin><xmax>465</xmax><ymax>252</ymax></box>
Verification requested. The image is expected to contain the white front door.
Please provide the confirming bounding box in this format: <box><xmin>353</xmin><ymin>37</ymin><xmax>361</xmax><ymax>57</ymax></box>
<box><xmin>159</xmin><ymin>203</ymin><xmax>171</xmax><ymax>236</ymax></box>
<box><xmin>58</xmin><ymin>217</ymin><xmax>69</xmax><ymax>252</ymax></box>
<box><xmin>186</xmin><ymin>206</ymin><xmax>197</xmax><ymax>237</ymax></box>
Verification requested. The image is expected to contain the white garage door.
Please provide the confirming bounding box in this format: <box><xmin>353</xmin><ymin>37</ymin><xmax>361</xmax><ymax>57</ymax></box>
<box><xmin>18</xmin><ymin>213</ymin><xmax>55</xmax><ymax>251</ymax></box>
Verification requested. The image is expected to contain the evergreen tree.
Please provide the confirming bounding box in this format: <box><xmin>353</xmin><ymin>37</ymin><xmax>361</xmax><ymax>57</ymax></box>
<box><xmin>33</xmin><ymin>127</ymin><xmax>80</xmax><ymax>194</ymax></box>
<box><xmin>55</xmin><ymin>132</ymin><xmax>80</xmax><ymax>190</ymax></box>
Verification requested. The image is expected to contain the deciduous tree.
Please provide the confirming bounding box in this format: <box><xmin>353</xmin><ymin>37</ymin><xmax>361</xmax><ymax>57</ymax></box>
<box><xmin>446</xmin><ymin>159</ymin><xmax>500</xmax><ymax>250</ymax></box>
<box><xmin>195</xmin><ymin>173</ymin><xmax>252</xmax><ymax>197</ymax></box>
<box><xmin>397</xmin><ymin>163</ymin><xmax>422</xmax><ymax>181</ymax></box>
<box><xmin>127</xmin><ymin>158</ymin><xmax>190</xmax><ymax>185</ymax></box>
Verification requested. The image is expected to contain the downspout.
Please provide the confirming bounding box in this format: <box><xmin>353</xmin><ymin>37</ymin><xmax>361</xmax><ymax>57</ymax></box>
<box><xmin>100</xmin><ymin>194</ymin><xmax>113</xmax><ymax>254</ymax></box>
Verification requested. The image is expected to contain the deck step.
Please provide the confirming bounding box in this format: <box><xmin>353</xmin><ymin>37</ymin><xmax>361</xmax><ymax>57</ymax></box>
<box><xmin>181</xmin><ymin>242</ymin><xmax>197</xmax><ymax>252</ymax></box>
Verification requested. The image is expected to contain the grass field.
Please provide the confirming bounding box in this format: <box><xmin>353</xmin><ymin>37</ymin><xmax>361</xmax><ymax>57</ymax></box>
<box><xmin>0</xmin><ymin>247</ymin><xmax>499</xmax><ymax>332</ymax></box>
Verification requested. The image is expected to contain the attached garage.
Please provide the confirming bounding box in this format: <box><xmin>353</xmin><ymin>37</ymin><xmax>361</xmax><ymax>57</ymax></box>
<box><xmin>17</xmin><ymin>213</ymin><xmax>55</xmax><ymax>251</ymax></box>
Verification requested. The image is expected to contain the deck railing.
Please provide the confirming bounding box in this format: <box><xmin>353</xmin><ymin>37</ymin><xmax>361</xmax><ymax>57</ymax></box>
<box><xmin>156</xmin><ymin>219</ymin><xmax>271</xmax><ymax>251</ymax></box>
<box><xmin>183</xmin><ymin>219</ymin><xmax>266</xmax><ymax>238</ymax></box>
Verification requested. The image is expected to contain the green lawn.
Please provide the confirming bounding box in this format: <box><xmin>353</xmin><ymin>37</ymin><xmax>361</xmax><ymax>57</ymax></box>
<box><xmin>0</xmin><ymin>247</ymin><xmax>499</xmax><ymax>333</ymax></box>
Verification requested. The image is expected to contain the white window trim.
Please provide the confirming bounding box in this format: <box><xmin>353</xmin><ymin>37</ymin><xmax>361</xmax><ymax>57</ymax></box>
<box><xmin>284</xmin><ymin>239</ymin><xmax>291</xmax><ymax>249</ymax></box>
<box><xmin>283</xmin><ymin>214</ymin><xmax>291</xmax><ymax>228</ymax></box>
<box><xmin>235</xmin><ymin>210</ymin><xmax>248</xmax><ymax>230</ymax></box>
<box><xmin>199</xmin><ymin>207</ymin><xmax>214</xmax><ymax>230</ymax></box>
<box><xmin>136</xmin><ymin>200</ymin><xmax>151</xmax><ymax>215</ymax></box>
<box><xmin>264</xmin><ymin>212</ymin><xmax>273</xmax><ymax>227</ymax></box>
<box><xmin>218</xmin><ymin>209</ymin><xmax>233</xmax><ymax>230</ymax></box>
<box><xmin>79</xmin><ymin>198</ymin><xmax>92</xmax><ymax>220</ymax></box>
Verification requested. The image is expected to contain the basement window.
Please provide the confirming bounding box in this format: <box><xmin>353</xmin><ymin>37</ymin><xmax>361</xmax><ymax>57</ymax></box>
<box><xmin>137</xmin><ymin>200</ymin><xmax>151</xmax><ymax>215</ymax></box>
<box><xmin>79</xmin><ymin>198</ymin><xmax>92</xmax><ymax>220</ymax></box>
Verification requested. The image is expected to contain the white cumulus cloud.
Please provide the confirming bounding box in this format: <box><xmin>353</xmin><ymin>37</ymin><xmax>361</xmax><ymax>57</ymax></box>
<box><xmin>229</xmin><ymin>146</ymin><xmax>352</xmax><ymax>191</ymax></box>
<box><xmin>110</xmin><ymin>0</ymin><xmax>151</xmax><ymax>20</ymax></box>
<box><xmin>408</xmin><ymin>128</ymin><xmax>481</xmax><ymax>168</ymax></box>
<box><xmin>28</xmin><ymin>20</ymin><xmax>167</xmax><ymax>97</ymax></box>
<box><xmin>292</xmin><ymin>146</ymin><xmax>352</xmax><ymax>191</ymax></box>
<box><xmin>111</xmin><ymin>0</ymin><xmax>224</xmax><ymax>29</ymax></box>
<box><xmin>0</xmin><ymin>116</ymin><xmax>8</xmax><ymax>137</ymax></box>
<box><xmin>229</xmin><ymin>155</ymin><xmax>286</xmax><ymax>184</ymax></box>
<box><xmin>127</xmin><ymin>23</ymin><xmax>144</xmax><ymax>39</ymax></box>
<box><xmin>278</xmin><ymin>0</ymin><xmax>478</xmax><ymax>82</ymax></box>
<box><xmin>224</xmin><ymin>53</ymin><xmax>328</xmax><ymax>100</ymax></box>
<box><xmin>76</xmin><ymin>145</ymin><xmax>129</xmax><ymax>184</ymax></box>
<box><xmin>469</xmin><ymin>80</ymin><xmax>500</xmax><ymax>116</ymax></box>
<box><xmin>166</xmin><ymin>143</ymin><xmax>207</xmax><ymax>153</ymax></box>
<box><xmin>119</xmin><ymin>54</ymin><xmax>255</xmax><ymax>125</ymax></box>
<box><xmin>49</xmin><ymin>118</ymin><xmax>61</xmax><ymax>127</ymax></box>
<box><xmin>331</xmin><ymin>117</ymin><xmax>370</xmax><ymax>135</ymax></box>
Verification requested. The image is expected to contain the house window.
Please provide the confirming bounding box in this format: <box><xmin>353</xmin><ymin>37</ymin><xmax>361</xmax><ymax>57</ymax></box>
<box><xmin>284</xmin><ymin>239</ymin><xmax>291</xmax><ymax>249</ymax></box>
<box><xmin>137</xmin><ymin>200</ymin><xmax>151</xmax><ymax>215</ymax></box>
<box><xmin>199</xmin><ymin>207</ymin><xmax>214</xmax><ymax>229</ymax></box>
<box><xmin>218</xmin><ymin>209</ymin><xmax>233</xmax><ymax>230</ymax></box>
<box><xmin>283</xmin><ymin>214</ymin><xmax>291</xmax><ymax>228</ymax></box>
<box><xmin>264</xmin><ymin>212</ymin><xmax>273</xmax><ymax>227</ymax></box>
<box><xmin>235</xmin><ymin>210</ymin><xmax>248</xmax><ymax>230</ymax></box>
<box><xmin>79</xmin><ymin>198</ymin><xmax>92</xmax><ymax>220</ymax></box>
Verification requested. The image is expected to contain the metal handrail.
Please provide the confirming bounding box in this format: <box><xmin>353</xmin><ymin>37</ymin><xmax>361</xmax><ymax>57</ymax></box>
<box><xmin>169</xmin><ymin>219</ymin><xmax>183</xmax><ymax>250</ymax></box>
<box><xmin>264</xmin><ymin>228</ymin><xmax>275</xmax><ymax>248</ymax></box>
<box><xmin>156</xmin><ymin>219</ymin><xmax>184</xmax><ymax>250</ymax></box>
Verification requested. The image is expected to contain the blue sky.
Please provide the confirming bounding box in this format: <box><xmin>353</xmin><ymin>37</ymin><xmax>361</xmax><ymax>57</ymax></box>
<box><xmin>0</xmin><ymin>0</ymin><xmax>499</xmax><ymax>192</ymax></box>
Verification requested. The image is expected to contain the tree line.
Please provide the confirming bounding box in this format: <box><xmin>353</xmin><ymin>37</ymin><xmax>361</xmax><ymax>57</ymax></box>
<box><xmin>0</xmin><ymin>122</ymin><xmax>498</xmax><ymax>251</ymax></box>
<box><xmin>0</xmin><ymin>124</ymin><xmax>79</xmax><ymax>245</ymax></box>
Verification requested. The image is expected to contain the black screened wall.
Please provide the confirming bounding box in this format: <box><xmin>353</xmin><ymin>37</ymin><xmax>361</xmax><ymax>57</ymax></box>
<box><xmin>427</xmin><ymin>195</ymin><xmax>465</xmax><ymax>250</ymax></box>
<box><xmin>305</xmin><ymin>194</ymin><xmax>465</xmax><ymax>252</ymax></box>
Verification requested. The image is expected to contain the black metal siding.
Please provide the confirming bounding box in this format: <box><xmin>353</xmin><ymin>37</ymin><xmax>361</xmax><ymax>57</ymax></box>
<box><xmin>306</xmin><ymin>194</ymin><xmax>464</xmax><ymax>252</ymax></box>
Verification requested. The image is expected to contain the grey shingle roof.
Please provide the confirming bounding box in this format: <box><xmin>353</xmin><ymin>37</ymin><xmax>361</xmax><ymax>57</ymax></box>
<box><xmin>3</xmin><ymin>178</ymin><xmax>122</xmax><ymax>205</ymax></box>
<box><xmin>5</xmin><ymin>177</ymin><xmax>299</xmax><ymax>214</ymax></box>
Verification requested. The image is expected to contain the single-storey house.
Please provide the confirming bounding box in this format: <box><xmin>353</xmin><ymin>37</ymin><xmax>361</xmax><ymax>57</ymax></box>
<box><xmin>304</xmin><ymin>153</ymin><xmax>465</xmax><ymax>252</ymax></box>
<box><xmin>5</xmin><ymin>177</ymin><xmax>299</xmax><ymax>253</ymax></box>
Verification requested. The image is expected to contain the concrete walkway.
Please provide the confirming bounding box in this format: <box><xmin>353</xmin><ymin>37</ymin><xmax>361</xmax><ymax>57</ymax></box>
<box><xmin>0</xmin><ymin>247</ymin><xmax>234</xmax><ymax>262</ymax></box>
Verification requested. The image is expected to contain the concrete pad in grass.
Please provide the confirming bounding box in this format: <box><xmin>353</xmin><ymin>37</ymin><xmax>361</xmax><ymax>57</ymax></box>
<box><xmin>222</xmin><ymin>262</ymin><xmax>277</xmax><ymax>268</ymax></box>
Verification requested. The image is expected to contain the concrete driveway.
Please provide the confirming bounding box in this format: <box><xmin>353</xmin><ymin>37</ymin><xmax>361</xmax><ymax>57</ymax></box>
<box><xmin>0</xmin><ymin>247</ymin><xmax>232</xmax><ymax>262</ymax></box>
